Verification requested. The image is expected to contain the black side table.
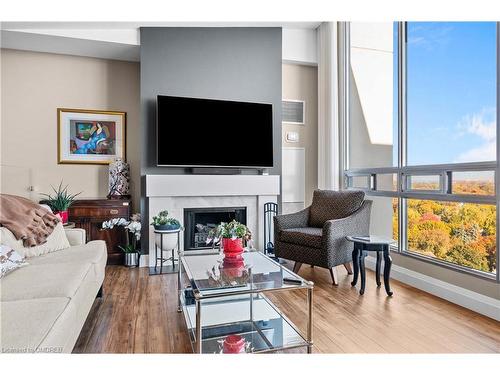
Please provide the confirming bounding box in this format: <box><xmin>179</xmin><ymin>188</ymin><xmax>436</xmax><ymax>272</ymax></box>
<box><xmin>346</xmin><ymin>236</ymin><xmax>396</xmax><ymax>296</ymax></box>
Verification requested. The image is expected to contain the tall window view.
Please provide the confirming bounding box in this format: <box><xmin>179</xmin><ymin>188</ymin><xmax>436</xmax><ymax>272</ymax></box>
<box><xmin>405</xmin><ymin>200</ymin><xmax>496</xmax><ymax>273</ymax></box>
<box><xmin>405</xmin><ymin>22</ymin><xmax>497</xmax><ymax>273</ymax></box>
<box><xmin>407</xmin><ymin>22</ymin><xmax>497</xmax><ymax>166</ymax></box>
<box><xmin>348</xmin><ymin>22</ymin><xmax>497</xmax><ymax>277</ymax></box>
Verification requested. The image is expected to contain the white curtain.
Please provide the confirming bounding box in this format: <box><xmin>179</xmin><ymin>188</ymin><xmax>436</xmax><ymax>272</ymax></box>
<box><xmin>317</xmin><ymin>22</ymin><xmax>340</xmax><ymax>191</ymax></box>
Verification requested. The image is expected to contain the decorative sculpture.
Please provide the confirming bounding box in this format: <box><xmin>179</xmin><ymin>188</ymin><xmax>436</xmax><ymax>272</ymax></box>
<box><xmin>108</xmin><ymin>158</ymin><xmax>130</xmax><ymax>198</ymax></box>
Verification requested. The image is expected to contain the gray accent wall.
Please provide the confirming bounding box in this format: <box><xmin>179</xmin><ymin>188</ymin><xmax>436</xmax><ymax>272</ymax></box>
<box><xmin>140</xmin><ymin>27</ymin><xmax>282</xmax><ymax>251</ymax></box>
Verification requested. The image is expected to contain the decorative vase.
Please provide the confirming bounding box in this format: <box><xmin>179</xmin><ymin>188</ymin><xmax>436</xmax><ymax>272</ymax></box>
<box><xmin>154</xmin><ymin>228</ymin><xmax>180</xmax><ymax>252</ymax></box>
<box><xmin>108</xmin><ymin>158</ymin><xmax>130</xmax><ymax>198</ymax></box>
<box><xmin>222</xmin><ymin>335</ymin><xmax>246</xmax><ymax>354</ymax></box>
<box><xmin>222</xmin><ymin>238</ymin><xmax>244</xmax><ymax>257</ymax></box>
<box><xmin>55</xmin><ymin>210</ymin><xmax>69</xmax><ymax>224</ymax></box>
<box><xmin>124</xmin><ymin>252</ymin><xmax>139</xmax><ymax>267</ymax></box>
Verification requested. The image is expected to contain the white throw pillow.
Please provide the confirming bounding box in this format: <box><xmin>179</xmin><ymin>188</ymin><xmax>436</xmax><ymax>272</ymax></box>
<box><xmin>0</xmin><ymin>222</ymin><xmax>70</xmax><ymax>258</ymax></box>
<box><xmin>0</xmin><ymin>245</ymin><xmax>28</xmax><ymax>278</ymax></box>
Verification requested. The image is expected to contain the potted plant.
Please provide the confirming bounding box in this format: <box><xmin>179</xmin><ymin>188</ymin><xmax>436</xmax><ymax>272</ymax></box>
<box><xmin>151</xmin><ymin>210</ymin><xmax>182</xmax><ymax>253</ymax></box>
<box><xmin>40</xmin><ymin>181</ymin><xmax>81</xmax><ymax>224</ymax></box>
<box><xmin>208</xmin><ymin>220</ymin><xmax>251</xmax><ymax>257</ymax></box>
<box><xmin>102</xmin><ymin>213</ymin><xmax>141</xmax><ymax>267</ymax></box>
<box><xmin>151</xmin><ymin>210</ymin><xmax>181</xmax><ymax>231</ymax></box>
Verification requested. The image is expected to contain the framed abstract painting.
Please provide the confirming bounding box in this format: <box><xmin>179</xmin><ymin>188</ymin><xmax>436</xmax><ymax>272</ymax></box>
<box><xmin>57</xmin><ymin>108</ymin><xmax>126</xmax><ymax>164</ymax></box>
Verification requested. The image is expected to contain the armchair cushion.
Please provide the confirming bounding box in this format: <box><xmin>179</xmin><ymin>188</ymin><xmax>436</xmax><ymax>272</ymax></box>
<box><xmin>274</xmin><ymin>207</ymin><xmax>310</xmax><ymax>234</ymax></box>
<box><xmin>280</xmin><ymin>227</ymin><xmax>323</xmax><ymax>249</ymax></box>
<box><xmin>309</xmin><ymin>190</ymin><xmax>365</xmax><ymax>227</ymax></box>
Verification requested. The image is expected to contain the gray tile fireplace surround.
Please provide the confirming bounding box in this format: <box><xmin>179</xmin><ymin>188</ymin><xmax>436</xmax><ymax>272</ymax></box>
<box><xmin>145</xmin><ymin>174</ymin><xmax>280</xmax><ymax>267</ymax></box>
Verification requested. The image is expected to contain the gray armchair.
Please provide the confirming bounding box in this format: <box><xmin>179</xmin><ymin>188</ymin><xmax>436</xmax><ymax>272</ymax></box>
<box><xmin>274</xmin><ymin>190</ymin><xmax>372</xmax><ymax>285</ymax></box>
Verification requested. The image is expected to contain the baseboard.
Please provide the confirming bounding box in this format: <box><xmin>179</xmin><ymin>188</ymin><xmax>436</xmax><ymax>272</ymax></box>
<box><xmin>364</xmin><ymin>256</ymin><xmax>500</xmax><ymax>321</ymax></box>
<box><xmin>139</xmin><ymin>254</ymin><xmax>149</xmax><ymax>268</ymax></box>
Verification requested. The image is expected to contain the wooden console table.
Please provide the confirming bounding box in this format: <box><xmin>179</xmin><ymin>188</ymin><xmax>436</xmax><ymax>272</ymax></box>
<box><xmin>69</xmin><ymin>198</ymin><xmax>131</xmax><ymax>265</ymax></box>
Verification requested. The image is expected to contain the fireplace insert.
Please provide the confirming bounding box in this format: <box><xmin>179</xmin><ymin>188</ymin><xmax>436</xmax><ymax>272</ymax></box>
<box><xmin>184</xmin><ymin>207</ymin><xmax>247</xmax><ymax>250</ymax></box>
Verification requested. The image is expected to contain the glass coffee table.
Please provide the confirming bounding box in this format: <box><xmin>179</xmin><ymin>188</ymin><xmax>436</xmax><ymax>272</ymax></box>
<box><xmin>177</xmin><ymin>250</ymin><xmax>314</xmax><ymax>354</ymax></box>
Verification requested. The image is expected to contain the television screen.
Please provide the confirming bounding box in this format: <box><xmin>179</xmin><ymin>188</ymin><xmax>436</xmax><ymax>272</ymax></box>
<box><xmin>157</xmin><ymin>95</ymin><xmax>273</xmax><ymax>168</ymax></box>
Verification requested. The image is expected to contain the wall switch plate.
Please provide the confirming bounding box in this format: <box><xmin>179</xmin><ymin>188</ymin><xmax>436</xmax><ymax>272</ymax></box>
<box><xmin>286</xmin><ymin>131</ymin><xmax>299</xmax><ymax>143</ymax></box>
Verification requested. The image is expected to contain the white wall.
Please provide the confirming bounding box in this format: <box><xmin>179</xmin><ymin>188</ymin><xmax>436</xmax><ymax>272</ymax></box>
<box><xmin>350</xmin><ymin>22</ymin><xmax>394</xmax><ymax>167</ymax></box>
<box><xmin>282</xmin><ymin>28</ymin><xmax>318</xmax><ymax>65</ymax></box>
<box><xmin>282</xmin><ymin>63</ymin><xmax>318</xmax><ymax>213</ymax></box>
<box><xmin>349</xmin><ymin>22</ymin><xmax>394</xmax><ymax>239</ymax></box>
<box><xmin>0</xmin><ymin>49</ymin><xmax>141</xmax><ymax>210</ymax></box>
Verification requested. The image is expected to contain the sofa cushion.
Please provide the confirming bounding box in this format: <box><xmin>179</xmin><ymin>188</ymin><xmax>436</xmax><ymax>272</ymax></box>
<box><xmin>27</xmin><ymin>240</ymin><xmax>107</xmax><ymax>266</ymax></box>
<box><xmin>280</xmin><ymin>227</ymin><xmax>323</xmax><ymax>249</ymax></box>
<box><xmin>0</xmin><ymin>298</ymin><xmax>69</xmax><ymax>353</ymax></box>
<box><xmin>0</xmin><ymin>262</ymin><xmax>92</xmax><ymax>301</ymax></box>
<box><xmin>0</xmin><ymin>222</ymin><xmax>70</xmax><ymax>258</ymax></box>
<box><xmin>309</xmin><ymin>189</ymin><xmax>365</xmax><ymax>227</ymax></box>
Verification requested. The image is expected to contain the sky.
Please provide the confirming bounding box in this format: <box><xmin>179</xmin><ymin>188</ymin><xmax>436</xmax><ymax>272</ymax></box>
<box><xmin>392</xmin><ymin>22</ymin><xmax>497</xmax><ymax>166</ymax></box>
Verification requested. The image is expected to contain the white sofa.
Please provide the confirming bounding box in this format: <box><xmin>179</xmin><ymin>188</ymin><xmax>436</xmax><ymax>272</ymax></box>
<box><xmin>0</xmin><ymin>228</ymin><xmax>107</xmax><ymax>353</ymax></box>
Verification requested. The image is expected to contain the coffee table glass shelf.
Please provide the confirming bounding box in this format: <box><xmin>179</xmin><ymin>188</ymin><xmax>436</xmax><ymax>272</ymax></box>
<box><xmin>177</xmin><ymin>250</ymin><xmax>314</xmax><ymax>354</ymax></box>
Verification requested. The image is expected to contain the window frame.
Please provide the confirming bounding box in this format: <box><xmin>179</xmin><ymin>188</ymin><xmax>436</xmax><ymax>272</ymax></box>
<box><xmin>342</xmin><ymin>22</ymin><xmax>500</xmax><ymax>282</ymax></box>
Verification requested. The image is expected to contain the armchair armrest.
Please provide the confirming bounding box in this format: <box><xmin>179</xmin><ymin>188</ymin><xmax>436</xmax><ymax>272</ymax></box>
<box><xmin>323</xmin><ymin>200</ymin><xmax>372</xmax><ymax>239</ymax></box>
<box><xmin>274</xmin><ymin>206</ymin><xmax>310</xmax><ymax>233</ymax></box>
<box><xmin>65</xmin><ymin>228</ymin><xmax>86</xmax><ymax>246</ymax></box>
<box><xmin>320</xmin><ymin>200</ymin><xmax>372</xmax><ymax>267</ymax></box>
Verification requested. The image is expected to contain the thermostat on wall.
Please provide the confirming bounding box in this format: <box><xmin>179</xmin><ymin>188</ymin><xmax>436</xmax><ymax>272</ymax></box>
<box><xmin>286</xmin><ymin>131</ymin><xmax>299</xmax><ymax>143</ymax></box>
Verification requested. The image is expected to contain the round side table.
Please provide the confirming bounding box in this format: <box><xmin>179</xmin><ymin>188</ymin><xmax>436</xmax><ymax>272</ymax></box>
<box><xmin>346</xmin><ymin>236</ymin><xmax>396</xmax><ymax>296</ymax></box>
<box><xmin>150</xmin><ymin>229</ymin><xmax>181</xmax><ymax>275</ymax></box>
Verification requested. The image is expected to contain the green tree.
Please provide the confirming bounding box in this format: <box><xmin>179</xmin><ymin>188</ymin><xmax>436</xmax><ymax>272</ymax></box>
<box><xmin>446</xmin><ymin>243</ymin><xmax>489</xmax><ymax>272</ymax></box>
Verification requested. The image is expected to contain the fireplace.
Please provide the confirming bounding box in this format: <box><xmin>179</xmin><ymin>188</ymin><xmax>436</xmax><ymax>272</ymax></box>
<box><xmin>184</xmin><ymin>207</ymin><xmax>247</xmax><ymax>250</ymax></box>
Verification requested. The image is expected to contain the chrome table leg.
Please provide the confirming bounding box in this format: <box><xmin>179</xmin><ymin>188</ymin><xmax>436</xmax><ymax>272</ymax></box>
<box><xmin>307</xmin><ymin>284</ymin><xmax>314</xmax><ymax>354</ymax></box>
<box><xmin>195</xmin><ymin>298</ymin><xmax>202</xmax><ymax>353</ymax></box>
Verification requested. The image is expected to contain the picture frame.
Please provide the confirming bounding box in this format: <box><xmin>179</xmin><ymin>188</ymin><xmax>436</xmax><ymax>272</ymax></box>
<box><xmin>57</xmin><ymin>108</ymin><xmax>126</xmax><ymax>165</ymax></box>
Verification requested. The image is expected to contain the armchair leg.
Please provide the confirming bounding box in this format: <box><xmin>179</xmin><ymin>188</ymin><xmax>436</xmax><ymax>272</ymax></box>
<box><xmin>343</xmin><ymin>262</ymin><xmax>353</xmax><ymax>275</ymax></box>
<box><xmin>293</xmin><ymin>262</ymin><xmax>302</xmax><ymax>274</ymax></box>
<box><xmin>329</xmin><ymin>267</ymin><xmax>338</xmax><ymax>285</ymax></box>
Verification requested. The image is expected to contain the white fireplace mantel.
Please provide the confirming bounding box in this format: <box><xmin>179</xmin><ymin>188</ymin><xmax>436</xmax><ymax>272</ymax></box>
<box><xmin>145</xmin><ymin>174</ymin><xmax>280</xmax><ymax>267</ymax></box>
<box><xmin>146</xmin><ymin>174</ymin><xmax>280</xmax><ymax>197</ymax></box>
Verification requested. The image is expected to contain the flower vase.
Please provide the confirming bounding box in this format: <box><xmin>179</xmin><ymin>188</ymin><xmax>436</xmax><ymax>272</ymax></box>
<box><xmin>222</xmin><ymin>238</ymin><xmax>243</xmax><ymax>257</ymax></box>
<box><xmin>124</xmin><ymin>252</ymin><xmax>139</xmax><ymax>267</ymax></box>
<box><xmin>108</xmin><ymin>158</ymin><xmax>130</xmax><ymax>198</ymax></box>
<box><xmin>55</xmin><ymin>210</ymin><xmax>69</xmax><ymax>224</ymax></box>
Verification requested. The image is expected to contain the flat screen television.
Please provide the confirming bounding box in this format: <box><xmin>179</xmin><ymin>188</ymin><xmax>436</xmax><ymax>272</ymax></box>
<box><xmin>157</xmin><ymin>95</ymin><xmax>273</xmax><ymax>168</ymax></box>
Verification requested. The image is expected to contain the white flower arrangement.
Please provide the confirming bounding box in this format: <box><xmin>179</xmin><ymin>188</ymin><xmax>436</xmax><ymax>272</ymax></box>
<box><xmin>101</xmin><ymin>217</ymin><xmax>129</xmax><ymax>230</ymax></box>
<box><xmin>126</xmin><ymin>220</ymin><xmax>142</xmax><ymax>240</ymax></box>
<box><xmin>102</xmin><ymin>215</ymin><xmax>141</xmax><ymax>240</ymax></box>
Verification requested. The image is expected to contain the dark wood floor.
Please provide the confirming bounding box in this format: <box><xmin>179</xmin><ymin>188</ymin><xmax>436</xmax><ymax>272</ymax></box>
<box><xmin>73</xmin><ymin>264</ymin><xmax>500</xmax><ymax>353</ymax></box>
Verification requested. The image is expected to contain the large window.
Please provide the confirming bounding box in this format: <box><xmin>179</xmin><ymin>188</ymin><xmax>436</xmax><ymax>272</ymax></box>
<box><xmin>407</xmin><ymin>22</ymin><xmax>497</xmax><ymax>165</ymax></box>
<box><xmin>345</xmin><ymin>22</ymin><xmax>498</xmax><ymax>280</ymax></box>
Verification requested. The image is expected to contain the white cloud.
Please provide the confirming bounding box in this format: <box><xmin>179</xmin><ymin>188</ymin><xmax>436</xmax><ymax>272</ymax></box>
<box><xmin>407</xmin><ymin>24</ymin><xmax>453</xmax><ymax>50</ymax></box>
<box><xmin>455</xmin><ymin>108</ymin><xmax>496</xmax><ymax>162</ymax></box>
<box><xmin>455</xmin><ymin>141</ymin><xmax>496</xmax><ymax>163</ymax></box>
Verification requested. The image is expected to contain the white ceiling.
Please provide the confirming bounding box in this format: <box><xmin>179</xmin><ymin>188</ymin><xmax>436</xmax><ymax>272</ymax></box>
<box><xmin>0</xmin><ymin>22</ymin><xmax>321</xmax><ymax>63</ymax></box>
<box><xmin>1</xmin><ymin>21</ymin><xmax>321</xmax><ymax>30</ymax></box>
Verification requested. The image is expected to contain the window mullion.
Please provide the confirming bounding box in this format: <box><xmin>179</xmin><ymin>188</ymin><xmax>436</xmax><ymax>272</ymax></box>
<box><xmin>398</xmin><ymin>21</ymin><xmax>408</xmax><ymax>254</ymax></box>
<box><xmin>496</xmin><ymin>22</ymin><xmax>500</xmax><ymax>283</ymax></box>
